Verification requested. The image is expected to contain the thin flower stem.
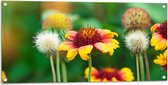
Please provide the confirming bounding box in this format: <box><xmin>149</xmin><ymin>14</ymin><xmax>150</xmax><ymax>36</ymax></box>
<box><xmin>139</xmin><ymin>54</ymin><xmax>145</xmax><ymax>81</ymax></box>
<box><xmin>50</xmin><ymin>56</ymin><xmax>56</xmax><ymax>82</ymax></box>
<box><xmin>136</xmin><ymin>54</ymin><xmax>140</xmax><ymax>81</ymax></box>
<box><xmin>61</xmin><ymin>61</ymin><xmax>67</xmax><ymax>82</ymax></box>
<box><xmin>144</xmin><ymin>51</ymin><xmax>150</xmax><ymax>80</ymax></box>
<box><xmin>88</xmin><ymin>54</ymin><xmax>92</xmax><ymax>82</ymax></box>
<box><xmin>56</xmin><ymin>50</ymin><xmax>61</xmax><ymax>82</ymax></box>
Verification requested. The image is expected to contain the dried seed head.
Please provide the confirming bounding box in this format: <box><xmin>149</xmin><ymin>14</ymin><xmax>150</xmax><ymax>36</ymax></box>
<box><xmin>34</xmin><ymin>30</ymin><xmax>60</xmax><ymax>56</ymax></box>
<box><xmin>125</xmin><ymin>30</ymin><xmax>149</xmax><ymax>54</ymax></box>
<box><xmin>122</xmin><ymin>8</ymin><xmax>151</xmax><ymax>30</ymax></box>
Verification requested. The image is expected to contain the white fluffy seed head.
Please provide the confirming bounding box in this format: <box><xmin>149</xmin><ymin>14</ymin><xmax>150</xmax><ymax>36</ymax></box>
<box><xmin>34</xmin><ymin>30</ymin><xmax>60</xmax><ymax>55</ymax></box>
<box><xmin>125</xmin><ymin>30</ymin><xmax>149</xmax><ymax>54</ymax></box>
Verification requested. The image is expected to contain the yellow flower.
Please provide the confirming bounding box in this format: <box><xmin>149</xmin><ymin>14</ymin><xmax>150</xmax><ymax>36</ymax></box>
<box><xmin>84</xmin><ymin>67</ymin><xmax>134</xmax><ymax>82</ymax></box>
<box><xmin>42</xmin><ymin>13</ymin><xmax>72</xmax><ymax>30</ymax></box>
<box><xmin>58</xmin><ymin>26</ymin><xmax>119</xmax><ymax>61</ymax></box>
<box><xmin>1</xmin><ymin>71</ymin><xmax>7</xmax><ymax>83</ymax></box>
<box><xmin>150</xmin><ymin>20</ymin><xmax>167</xmax><ymax>50</ymax></box>
<box><xmin>154</xmin><ymin>50</ymin><xmax>167</xmax><ymax>70</ymax></box>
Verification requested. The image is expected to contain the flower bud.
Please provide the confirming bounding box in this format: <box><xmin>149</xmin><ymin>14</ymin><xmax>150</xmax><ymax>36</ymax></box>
<box><xmin>122</xmin><ymin>8</ymin><xmax>151</xmax><ymax>30</ymax></box>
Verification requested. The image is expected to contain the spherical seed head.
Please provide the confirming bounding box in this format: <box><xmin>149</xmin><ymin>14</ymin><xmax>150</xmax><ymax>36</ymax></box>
<box><xmin>122</xmin><ymin>8</ymin><xmax>151</xmax><ymax>30</ymax></box>
<box><xmin>125</xmin><ymin>30</ymin><xmax>149</xmax><ymax>54</ymax></box>
<box><xmin>34</xmin><ymin>31</ymin><xmax>60</xmax><ymax>55</ymax></box>
<box><xmin>42</xmin><ymin>13</ymin><xmax>72</xmax><ymax>30</ymax></box>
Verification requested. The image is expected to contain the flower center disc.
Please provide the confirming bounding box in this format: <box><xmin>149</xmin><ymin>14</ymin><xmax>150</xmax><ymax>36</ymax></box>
<box><xmin>98</xmin><ymin>68</ymin><xmax>117</xmax><ymax>80</ymax></box>
<box><xmin>159</xmin><ymin>20</ymin><xmax>167</xmax><ymax>39</ymax></box>
<box><xmin>74</xmin><ymin>27</ymin><xmax>102</xmax><ymax>47</ymax></box>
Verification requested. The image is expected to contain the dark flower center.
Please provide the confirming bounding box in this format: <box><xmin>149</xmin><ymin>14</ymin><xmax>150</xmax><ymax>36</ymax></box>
<box><xmin>97</xmin><ymin>68</ymin><xmax>117</xmax><ymax>80</ymax></box>
<box><xmin>115</xmin><ymin>73</ymin><xmax>124</xmax><ymax>81</ymax></box>
<box><xmin>158</xmin><ymin>20</ymin><xmax>167</xmax><ymax>39</ymax></box>
<box><xmin>163</xmin><ymin>64</ymin><xmax>167</xmax><ymax>70</ymax></box>
<box><xmin>73</xmin><ymin>27</ymin><xmax>102</xmax><ymax>47</ymax></box>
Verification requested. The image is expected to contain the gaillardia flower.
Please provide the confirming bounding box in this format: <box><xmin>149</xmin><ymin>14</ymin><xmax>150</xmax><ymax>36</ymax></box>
<box><xmin>1</xmin><ymin>71</ymin><xmax>7</xmax><ymax>83</ymax></box>
<box><xmin>122</xmin><ymin>8</ymin><xmax>150</xmax><ymax>30</ymax></box>
<box><xmin>34</xmin><ymin>30</ymin><xmax>60</xmax><ymax>56</ymax></box>
<box><xmin>154</xmin><ymin>50</ymin><xmax>167</xmax><ymax>70</ymax></box>
<box><xmin>84</xmin><ymin>67</ymin><xmax>134</xmax><ymax>82</ymax></box>
<box><xmin>42</xmin><ymin>13</ymin><xmax>72</xmax><ymax>30</ymax></box>
<box><xmin>150</xmin><ymin>20</ymin><xmax>167</xmax><ymax>50</ymax></box>
<box><xmin>58</xmin><ymin>26</ymin><xmax>119</xmax><ymax>61</ymax></box>
<box><xmin>125</xmin><ymin>30</ymin><xmax>149</xmax><ymax>54</ymax></box>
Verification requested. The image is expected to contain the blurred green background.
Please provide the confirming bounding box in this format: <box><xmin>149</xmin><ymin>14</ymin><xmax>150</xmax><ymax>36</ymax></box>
<box><xmin>1</xmin><ymin>1</ymin><xmax>167</xmax><ymax>83</ymax></box>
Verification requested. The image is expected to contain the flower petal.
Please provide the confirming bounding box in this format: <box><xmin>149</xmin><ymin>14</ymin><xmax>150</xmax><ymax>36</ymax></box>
<box><xmin>108</xmin><ymin>47</ymin><xmax>114</xmax><ymax>56</ymax></box>
<box><xmin>58</xmin><ymin>41</ymin><xmax>74</xmax><ymax>51</ymax></box>
<box><xmin>155</xmin><ymin>39</ymin><xmax>167</xmax><ymax>50</ymax></box>
<box><xmin>151</xmin><ymin>33</ymin><xmax>161</xmax><ymax>46</ymax></box>
<box><xmin>163</xmin><ymin>50</ymin><xmax>167</xmax><ymax>57</ymax></box>
<box><xmin>98</xmin><ymin>29</ymin><xmax>111</xmax><ymax>35</ymax></box>
<box><xmin>118</xmin><ymin>67</ymin><xmax>134</xmax><ymax>81</ymax></box>
<box><xmin>107</xmin><ymin>43</ymin><xmax>120</xmax><ymax>49</ymax></box>
<box><xmin>102</xmin><ymin>78</ymin><xmax>108</xmax><ymax>82</ymax></box>
<box><xmin>103</xmin><ymin>32</ymin><xmax>118</xmax><ymax>39</ymax></box>
<box><xmin>98</xmin><ymin>29</ymin><xmax>118</xmax><ymax>39</ymax></box>
<box><xmin>65</xmin><ymin>31</ymin><xmax>77</xmax><ymax>40</ymax></box>
<box><xmin>78</xmin><ymin>45</ymin><xmax>93</xmax><ymax>61</ymax></box>
<box><xmin>66</xmin><ymin>48</ymin><xmax>78</xmax><ymax>61</ymax></box>
<box><xmin>91</xmin><ymin>77</ymin><xmax>100</xmax><ymax>82</ymax></box>
<box><xmin>112</xmin><ymin>77</ymin><xmax>118</xmax><ymax>81</ymax></box>
<box><xmin>94</xmin><ymin>42</ymin><xmax>109</xmax><ymax>53</ymax></box>
<box><xmin>101</xmin><ymin>39</ymin><xmax>119</xmax><ymax>55</ymax></box>
<box><xmin>150</xmin><ymin>24</ymin><xmax>160</xmax><ymax>33</ymax></box>
<box><xmin>102</xmin><ymin>39</ymin><xmax>119</xmax><ymax>45</ymax></box>
<box><xmin>154</xmin><ymin>50</ymin><xmax>167</xmax><ymax>66</ymax></box>
<box><xmin>84</xmin><ymin>67</ymin><xmax>99</xmax><ymax>79</ymax></box>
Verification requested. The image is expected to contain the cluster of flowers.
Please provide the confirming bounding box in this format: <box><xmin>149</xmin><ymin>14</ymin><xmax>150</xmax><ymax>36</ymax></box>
<box><xmin>34</xmin><ymin>13</ymin><xmax>73</xmax><ymax>82</ymax></box>
<box><xmin>122</xmin><ymin>7</ymin><xmax>167</xmax><ymax>81</ymax></box>
<box><xmin>32</xmin><ymin>7</ymin><xmax>167</xmax><ymax>82</ymax></box>
<box><xmin>151</xmin><ymin>20</ymin><xmax>167</xmax><ymax>70</ymax></box>
<box><xmin>34</xmin><ymin>10</ymin><xmax>135</xmax><ymax>82</ymax></box>
<box><xmin>122</xmin><ymin>8</ymin><xmax>151</xmax><ymax>81</ymax></box>
<box><xmin>1</xmin><ymin>7</ymin><xmax>166</xmax><ymax>83</ymax></box>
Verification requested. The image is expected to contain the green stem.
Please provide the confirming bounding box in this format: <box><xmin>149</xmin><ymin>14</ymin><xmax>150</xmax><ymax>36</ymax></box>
<box><xmin>88</xmin><ymin>54</ymin><xmax>92</xmax><ymax>82</ymax></box>
<box><xmin>49</xmin><ymin>56</ymin><xmax>56</xmax><ymax>82</ymax></box>
<box><xmin>56</xmin><ymin>50</ymin><xmax>61</xmax><ymax>82</ymax></box>
<box><xmin>144</xmin><ymin>51</ymin><xmax>150</xmax><ymax>80</ymax></box>
<box><xmin>136</xmin><ymin>54</ymin><xmax>140</xmax><ymax>81</ymax></box>
<box><xmin>139</xmin><ymin>54</ymin><xmax>145</xmax><ymax>81</ymax></box>
<box><xmin>61</xmin><ymin>61</ymin><xmax>67</xmax><ymax>82</ymax></box>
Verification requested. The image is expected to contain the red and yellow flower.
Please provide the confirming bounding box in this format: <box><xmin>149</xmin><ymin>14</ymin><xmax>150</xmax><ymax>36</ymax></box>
<box><xmin>154</xmin><ymin>50</ymin><xmax>167</xmax><ymax>70</ymax></box>
<box><xmin>150</xmin><ymin>20</ymin><xmax>167</xmax><ymax>50</ymax></box>
<box><xmin>84</xmin><ymin>67</ymin><xmax>134</xmax><ymax>82</ymax></box>
<box><xmin>58</xmin><ymin>26</ymin><xmax>119</xmax><ymax>61</ymax></box>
